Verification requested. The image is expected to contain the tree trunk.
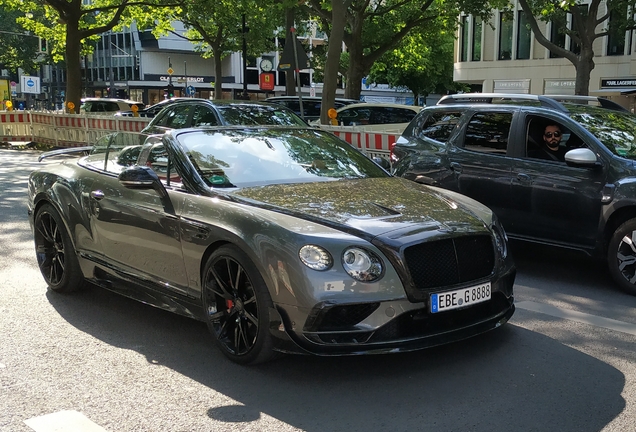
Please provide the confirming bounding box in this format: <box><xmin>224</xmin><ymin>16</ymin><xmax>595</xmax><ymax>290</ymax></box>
<box><xmin>412</xmin><ymin>91</ymin><xmax>420</xmax><ymax>106</ymax></box>
<box><xmin>575</xmin><ymin>49</ymin><xmax>594</xmax><ymax>96</ymax></box>
<box><xmin>213</xmin><ymin>43</ymin><xmax>223</xmax><ymax>99</ymax></box>
<box><xmin>65</xmin><ymin>22</ymin><xmax>82</xmax><ymax>114</ymax></box>
<box><xmin>344</xmin><ymin>16</ymin><xmax>364</xmax><ymax>100</ymax></box>
<box><xmin>320</xmin><ymin>1</ymin><xmax>347</xmax><ymax>124</ymax></box>
<box><xmin>214</xmin><ymin>54</ymin><xmax>223</xmax><ymax>99</ymax></box>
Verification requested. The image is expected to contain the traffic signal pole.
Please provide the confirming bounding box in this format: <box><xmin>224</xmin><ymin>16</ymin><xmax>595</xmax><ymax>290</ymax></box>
<box><xmin>168</xmin><ymin>57</ymin><xmax>173</xmax><ymax>98</ymax></box>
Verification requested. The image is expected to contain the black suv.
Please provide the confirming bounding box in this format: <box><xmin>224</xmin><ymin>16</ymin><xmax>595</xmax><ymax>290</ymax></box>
<box><xmin>140</xmin><ymin>99</ymin><xmax>306</xmax><ymax>134</ymax></box>
<box><xmin>264</xmin><ymin>96</ymin><xmax>360</xmax><ymax>121</ymax></box>
<box><xmin>391</xmin><ymin>93</ymin><xmax>636</xmax><ymax>295</ymax></box>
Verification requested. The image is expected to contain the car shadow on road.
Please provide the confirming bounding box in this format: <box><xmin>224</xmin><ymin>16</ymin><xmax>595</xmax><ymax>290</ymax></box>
<box><xmin>46</xmin><ymin>283</ymin><xmax>626</xmax><ymax>432</ymax></box>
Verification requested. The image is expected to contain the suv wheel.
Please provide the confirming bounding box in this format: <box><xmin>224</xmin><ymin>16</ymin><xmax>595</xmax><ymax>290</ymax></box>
<box><xmin>608</xmin><ymin>219</ymin><xmax>636</xmax><ymax>296</ymax></box>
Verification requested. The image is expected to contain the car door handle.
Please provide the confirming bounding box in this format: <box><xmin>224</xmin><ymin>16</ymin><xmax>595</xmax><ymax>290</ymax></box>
<box><xmin>516</xmin><ymin>173</ymin><xmax>531</xmax><ymax>183</ymax></box>
<box><xmin>450</xmin><ymin>162</ymin><xmax>462</xmax><ymax>174</ymax></box>
<box><xmin>90</xmin><ymin>190</ymin><xmax>105</xmax><ymax>200</ymax></box>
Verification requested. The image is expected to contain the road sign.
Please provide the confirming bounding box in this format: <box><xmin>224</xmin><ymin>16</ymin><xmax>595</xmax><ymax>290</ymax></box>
<box><xmin>278</xmin><ymin>30</ymin><xmax>309</xmax><ymax>71</ymax></box>
<box><xmin>20</xmin><ymin>75</ymin><xmax>41</xmax><ymax>94</ymax></box>
<box><xmin>186</xmin><ymin>85</ymin><xmax>196</xmax><ymax>96</ymax></box>
<box><xmin>167</xmin><ymin>67</ymin><xmax>174</xmax><ymax>75</ymax></box>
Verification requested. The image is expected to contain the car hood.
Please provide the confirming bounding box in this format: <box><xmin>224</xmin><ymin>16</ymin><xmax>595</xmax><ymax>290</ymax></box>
<box><xmin>231</xmin><ymin>177</ymin><xmax>492</xmax><ymax>238</ymax></box>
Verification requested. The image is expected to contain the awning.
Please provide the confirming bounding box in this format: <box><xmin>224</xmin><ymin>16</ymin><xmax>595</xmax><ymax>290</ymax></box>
<box><xmin>590</xmin><ymin>88</ymin><xmax>636</xmax><ymax>96</ymax></box>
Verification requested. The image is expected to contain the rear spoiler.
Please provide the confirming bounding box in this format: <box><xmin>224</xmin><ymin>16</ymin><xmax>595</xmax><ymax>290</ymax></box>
<box><xmin>38</xmin><ymin>146</ymin><xmax>94</xmax><ymax>162</ymax></box>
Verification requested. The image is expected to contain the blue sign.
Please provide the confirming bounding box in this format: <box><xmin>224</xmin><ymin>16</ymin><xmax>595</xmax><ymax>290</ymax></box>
<box><xmin>186</xmin><ymin>85</ymin><xmax>196</xmax><ymax>96</ymax></box>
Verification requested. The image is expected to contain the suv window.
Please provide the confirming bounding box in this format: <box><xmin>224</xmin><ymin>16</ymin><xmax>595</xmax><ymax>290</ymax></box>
<box><xmin>525</xmin><ymin>115</ymin><xmax>588</xmax><ymax>163</ymax></box>
<box><xmin>463</xmin><ymin>112</ymin><xmax>512</xmax><ymax>154</ymax></box>
<box><xmin>275</xmin><ymin>100</ymin><xmax>322</xmax><ymax>119</ymax></box>
<box><xmin>416</xmin><ymin>111</ymin><xmax>463</xmax><ymax>142</ymax></box>
<box><xmin>192</xmin><ymin>106</ymin><xmax>219</xmax><ymax>127</ymax></box>
<box><xmin>339</xmin><ymin>107</ymin><xmax>371</xmax><ymax>126</ymax></box>
<box><xmin>369</xmin><ymin>107</ymin><xmax>418</xmax><ymax>124</ymax></box>
<box><xmin>156</xmin><ymin>105</ymin><xmax>191</xmax><ymax>129</ymax></box>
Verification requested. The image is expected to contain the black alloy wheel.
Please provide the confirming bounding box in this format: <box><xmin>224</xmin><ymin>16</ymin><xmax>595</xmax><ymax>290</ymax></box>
<box><xmin>202</xmin><ymin>245</ymin><xmax>276</xmax><ymax>364</ymax></box>
<box><xmin>608</xmin><ymin>219</ymin><xmax>636</xmax><ymax>296</ymax></box>
<box><xmin>34</xmin><ymin>204</ymin><xmax>84</xmax><ymax>293</ymax></box>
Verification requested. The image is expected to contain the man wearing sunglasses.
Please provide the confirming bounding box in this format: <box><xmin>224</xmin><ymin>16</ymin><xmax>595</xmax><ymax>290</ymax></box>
<box><xmin>539</xmin><ymin>123</ymin><xmax>566</xmax><ymax>161</ymax></box>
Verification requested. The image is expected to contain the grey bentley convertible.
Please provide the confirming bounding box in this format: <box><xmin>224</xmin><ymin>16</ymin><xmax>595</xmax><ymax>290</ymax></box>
<box><xmin>28</xmin><ymin>126</ymin><xmax>515</xmax><ymax>364</ymax></box>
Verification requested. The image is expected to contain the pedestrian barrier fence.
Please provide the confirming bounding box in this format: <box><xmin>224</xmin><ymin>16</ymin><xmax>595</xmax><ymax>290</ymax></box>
<box><xmin>0</xmin><ymin>111</ymin><xmax>396</xmax><ymax>160</ymax></box>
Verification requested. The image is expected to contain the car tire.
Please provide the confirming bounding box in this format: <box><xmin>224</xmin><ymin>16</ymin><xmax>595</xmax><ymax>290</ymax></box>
<box><xmin>608</xmin><ymin>218</ymin><xmax>636</xmax><ymax>296</ymax></box>
<box><xmin>202</xmin><ymin>245</ymin><xmax>278</xmax><ymax>364</ymax></box>
<box><xmin>33</xmin><ymin>203</ymin><xmax>85</xmax><ymax>293</ymax></box>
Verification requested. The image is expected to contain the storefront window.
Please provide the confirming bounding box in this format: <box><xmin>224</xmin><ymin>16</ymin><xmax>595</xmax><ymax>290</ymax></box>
<box><xmin>460</xmin><ymin>16</ymin><xmax>469</xmax><ymax>62</ymax></box>
<box><xmin>517</xmin><ymin>11</ymin><xmax>531</xmax><ymax>60</ymax></box>
<box><xmin>607</xmin><ymin>9</ymin><xmax>627</xmax><ymax>56</ymax></box>
<box><xmin>472</xmin><ymin>16</ymin><xmax>482</xmax><ymax>61</ymax></box>
<box><xmin>499</xmin><ymin>11</ymin><xmax>513</xmax><ymax>60</ymax></box>
<box><xmin>549</xmin><ymin>14</ymin><xmax>566</xmax><ymax>58</ymax></box>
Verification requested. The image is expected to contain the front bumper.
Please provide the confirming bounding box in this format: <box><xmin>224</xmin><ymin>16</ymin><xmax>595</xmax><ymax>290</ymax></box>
<box><xmin>270</xmin><ymin>266</ymin><xmax>516</xmax><ymax>356</ymax></box>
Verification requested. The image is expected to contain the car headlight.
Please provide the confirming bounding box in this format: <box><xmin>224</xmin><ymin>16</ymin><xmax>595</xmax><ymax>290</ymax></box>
<box><xmin>342</xmin><ymin>247</ymin><xmax>384</xmax><ymax>282</ymax></box>
<box><xmin>492</xmin><ymin>219</ymin><xmax>508</xmax><ymax>259</ymax></box>
<box><xmin>299</xmin><ymin>245</ymin><xmax>333</xmax><ymax>271</ymax></box>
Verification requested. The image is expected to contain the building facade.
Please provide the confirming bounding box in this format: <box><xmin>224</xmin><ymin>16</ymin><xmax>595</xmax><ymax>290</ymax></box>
<box><xmin>39</xmin><ymin>20</ymin><xmax>413</xmax><ymax>108</ymax></box>
<box><xmin>455</xmin><ymin>1</ymin><xmax>636</xmax><ymax>111</ymax></box>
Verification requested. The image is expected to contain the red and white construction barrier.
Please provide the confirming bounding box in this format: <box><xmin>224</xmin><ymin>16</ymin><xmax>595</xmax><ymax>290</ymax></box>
<box><xmin>0</xmin><ymin>111</ymin><xmax>395</xmax><ymax>159</ymax></box>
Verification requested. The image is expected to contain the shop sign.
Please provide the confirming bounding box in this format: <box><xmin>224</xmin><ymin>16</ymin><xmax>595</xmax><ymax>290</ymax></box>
<box><xmin>544</xmin><ymin>79</ymin><xmax>575</xmax><ymax>95</ymax></box>
<box><xmin>601</xmin><ymin>78</ymin><xmax>636</xmax><ymax>88</ymax></box>
<box><xmin>259</xmin><ymin>73</ymin><xmax>275</xmax><ymax>91</ymax></box>
<box><xmin>493</xmin><ymin>79</ymin><xmax>530</xmax><ymax>94</ymax></box>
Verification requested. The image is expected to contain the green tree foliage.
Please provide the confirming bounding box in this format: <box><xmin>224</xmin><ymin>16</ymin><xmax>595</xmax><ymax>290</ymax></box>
<box><xmin>168</xmin><ymin>0</ymin><xmax>283</xmax><ymax>99</ymax></box>
<box><xmin>518</xmin><ymin>0</ymin><xmax>636</xmax><ymax>95</ymax></box>
<box><xmin>367</xmin><ymin>23</ymin><xmax>464</xmax><ymax>104</ymax></box>
<box><xmin>0</xmin><ymin>0</ymin><xmax>180</xmax><ymax>112</ymax></box>
<box><xmin>306</xmin><ymin>0</ymin><xmax>504</xmax><ymax>123</ymax></box>
<box><xmin>0</xmin><ymin>7</ymin><xmax>41</xmax><ymax>75</ymax></box>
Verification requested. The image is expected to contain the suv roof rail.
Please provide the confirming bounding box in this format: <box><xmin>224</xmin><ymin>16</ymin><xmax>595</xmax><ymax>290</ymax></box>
<box><xmin>543</xmin><ymin>94</ymin><xmax>628</xmax><ymax>112</ymax></box>
<box><xmin>437</xmin><ymin>93</ymin><xmax>628</xmax><ymax>113</ymax></box>
<box><xmin>437</xmin><ymin>93</ymin><xmax>568</xmax><ymax>112</ymax></box>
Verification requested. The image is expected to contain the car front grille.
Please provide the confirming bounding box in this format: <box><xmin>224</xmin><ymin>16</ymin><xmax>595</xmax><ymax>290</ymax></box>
<box><xmin>403</xmin><ymin>234</ymin><xmax>495</xmax><ymax>293</ymax></box>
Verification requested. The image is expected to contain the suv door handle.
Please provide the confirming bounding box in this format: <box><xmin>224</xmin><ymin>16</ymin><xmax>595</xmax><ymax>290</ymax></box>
<box><xmin>450</xmin><ymin>162</ymin><xmax>462</xmax><ymax>174</ymax></box>
<box><xmin>516</xmin><ymin>173</ymin><xmax>531</xmax><ymax>183</ymax></box>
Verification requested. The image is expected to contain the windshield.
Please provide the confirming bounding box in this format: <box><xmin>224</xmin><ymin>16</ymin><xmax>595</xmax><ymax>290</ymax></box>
<box><xmin>569</xmin><ymin>106</ymin><xmax>636</xmax><ymax>160</ymax></box>
<box><xmin>176</xmin><ymin>128</ymin><xmax>389</xmax><ymax>188</ymax></box>
<box><xmin>216</xmin><ymin>104</ymin><xmax>307</xmax><ymax>126</ymax></box>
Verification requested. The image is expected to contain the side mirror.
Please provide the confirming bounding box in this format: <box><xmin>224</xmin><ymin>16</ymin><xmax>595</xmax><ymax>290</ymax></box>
<box><xmin>118</xmin><ymin>166</ymin><xmax>169</xmax><ymax>199</ymax></box>
<box><xmin>564</xmin><ymin>148</ymin><xmax>599</xmax><ymax>168</ymax></box>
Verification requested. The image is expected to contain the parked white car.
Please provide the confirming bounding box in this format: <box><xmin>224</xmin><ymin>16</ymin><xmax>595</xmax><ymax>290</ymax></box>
<box><xmin>311</xmin><ymin>102</ymin><xmax>422</xmax><ymax>132</ymax></box>
<box><xmin>80</xmin><ymin>98</ymin><xmax>145</xmax><ymax>115</ymax></box>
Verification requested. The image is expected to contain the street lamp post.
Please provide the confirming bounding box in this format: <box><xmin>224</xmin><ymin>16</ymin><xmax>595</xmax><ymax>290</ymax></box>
<box><xmin>241</xmin><ymin>14</ymin><xmax>248</xmax><ymax>99</ymax></box>
<box><xmin>108</xmin><ymin>34</ymin><xmax>115</xmax><ymax>97</ymax></box>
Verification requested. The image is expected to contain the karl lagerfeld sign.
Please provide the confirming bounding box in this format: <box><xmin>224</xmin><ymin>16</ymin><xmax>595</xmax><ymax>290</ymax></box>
<box><xmin>601</xmin><ymin>79</ymin><xmax>636</xmax><ymax>88</ymax></box>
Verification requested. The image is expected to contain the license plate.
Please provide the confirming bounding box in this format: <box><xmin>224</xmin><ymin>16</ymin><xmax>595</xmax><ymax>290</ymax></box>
<box><xmin>430</xmin><ymin>282</ymin><xmax>491</xmax><ymax>313</ymax></box>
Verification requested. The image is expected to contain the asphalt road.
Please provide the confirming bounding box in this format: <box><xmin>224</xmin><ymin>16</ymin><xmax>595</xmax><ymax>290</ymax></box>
<box><xmin>1</xmin><ymin>148</ymin><xmax>635</xmax><ymax>432</ymax></box>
